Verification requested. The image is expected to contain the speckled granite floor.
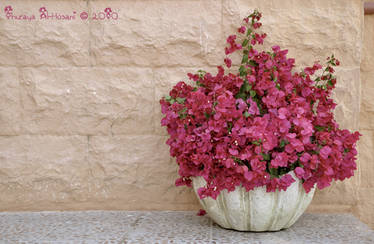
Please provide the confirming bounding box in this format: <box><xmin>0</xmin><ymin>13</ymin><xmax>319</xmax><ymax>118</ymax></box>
<box><xmin>0</xmin><ymin>211</ymin><xmax>373</xmax><ymax>244</ymax></box>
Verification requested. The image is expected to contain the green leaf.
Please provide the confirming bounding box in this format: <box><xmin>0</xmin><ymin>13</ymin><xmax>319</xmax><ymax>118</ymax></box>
<box><xmin>242</xmin><ymin>39</ymin><xmax>249</xmax><ymax>47</ymax></box>
<box><xmin>244</xmin><ymin>81</ymin><xmax>251</xmax><ymax>92</ymax></box>
<box><xmin>280</xmin><ymin>139</ymin><xmax>288</xmax><ymax>148</ymax></box>
<box><xmin>204</xmin><ymin>112</ymin><xmax>210</xmax><ymax>119</ymax></box>
<box><xmin>246</xmin><ymin>29</ymin><xmax>252</xmax><ymax>36</ymax></box>
<box><xmin>235</xmin><ymin>92</ymin><xmax>246</xmax><ymax>100</ymax></box>
<box><xmin>310</xmin><ymin>136</ymin><xmax>316</xmax><ymax>144</ymax></box>
<box><xmin>248</xmin><ymin>60</ymin><xmax>258</xmax><ymax>67</ymax></box>
<box><xmin>241</xmin><ymin>54</ymin><xmax>248</xmax><ymax>64</ymax></box>
<box><xmin>196</xmin><ymin>81</ymin><xmax>203</xmax><ymax>87</ymax></box>
<box><xmin>233</xmin><ymin>157</ymin><xmax>244</xmax><ymax>164</ymax></box>
<box><xmin>278</xmin><ymin>167</ymin><xmax>288</xmax><ymax>176</ymax></box>
<box><xmin>252</xmin><ymin>140</ymin><xmax>261</xmax><ymax>146</ymax></box>
<box><xmin>269</xmin><ymin>167</ymin><xmax>278</xmax><ymax>177</ymax></box>
<box><xmin>178</xmin><ymin>107</ymin><xmax>187</xmax><ymax>119</ymax></box>
<box><xmin>197</xmin><ymin>69</ymin><xmax>206</xmax><ymax>78</ymax></box>
<box><xmin>239</xmin><ymin>81</ymin><xmax>246</xmax><ymax>93</ymax></box>
<box><xmin>244</xmin><ymin>111</ymin><xmax>250</xmax><ymax>118</ymax></box>
<box><xmin>239</xmin><ymin>65</ymin><xmax>247</xmax><ymax>77</ymax></box>
<box><xmin>227</xmin><ymin>122</ymin><xmax>233</xmax><ymax>133</ymax></box>
<box><xmin>250</xmin><ymin>90</ymin><xmax>256</xmax><ymax>98</ymax></box>
<box><xmin>261</xmin><ymin>153</ymin><xmax>270</xmax><ymax>161</ymax></box>
<box><xmin>314</xmin><ymin>125</ymin><xmax>325</xmax><ymax>132</ymax></box>
<box><xmin>176</xmin><ymin>97</ymin><xmax>186</xmax><ymax>104</ymax></box>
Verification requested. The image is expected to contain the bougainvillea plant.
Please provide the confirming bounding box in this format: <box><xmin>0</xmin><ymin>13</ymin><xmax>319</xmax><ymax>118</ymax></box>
<box><xmin>160</xmin><ymin>10</ymin><xmax>361</xmax><ymax>201</ymax></box>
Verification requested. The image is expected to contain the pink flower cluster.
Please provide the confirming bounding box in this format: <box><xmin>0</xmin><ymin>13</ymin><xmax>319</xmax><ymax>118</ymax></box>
<box><xmin>160</xmin><ymin>10</ymin><xmax>360</xmax><ymax>200</ymax></box>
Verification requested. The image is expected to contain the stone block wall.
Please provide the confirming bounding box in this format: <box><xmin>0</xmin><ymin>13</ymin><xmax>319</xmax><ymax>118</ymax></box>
<box><xmin>0</xmin><ymin>0</ymin><xmax>369</xmax><ymax>226</ymax></box>
<box><xmin>356</xmin><ymin>9</ymin><xmax>374</xmax><ymax>228</ymax></box>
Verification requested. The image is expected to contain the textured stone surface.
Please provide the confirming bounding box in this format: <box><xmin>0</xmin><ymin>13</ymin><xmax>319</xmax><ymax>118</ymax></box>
<box><xmin>0</xmin><ymin>135</ymin><xmax>88</xmax><ymax>210</ymax></box>
<box><xmin>360</xmin><ymin>70</ymin><xmax>374</xmax><ymax>130</ymax></box>
<box><xmin>362</xmin><ymin>10</ymin><xmax>374</xmax><ymax>73</ymax></box>
<box><xmin>19</xmin><ymin>67</ymin><xmax>154</xmax><ymax>135</ymax></box>
<box><xmin>356</xmin><ymin>188</ymin><xmax>374</xmax><ymax>231</ymax></box>
<box><xmin>0</xmin><ymin>67</ymin><xmax>21</xmax><ymax>135</ymax></box>
<box><xmin>0</xmin><ymin>0</ymin><xmax>90</xmax><ymax>66</ymax></box>
<box><xmin>357</xmin><ymin>12</ymin><xmax>374</xmax><ymax>229</ymax></box>
<box><xmin>86</xmin><ymin>135</ymin><xmax>198</xmax><ymax>209</ymax></box>
<box><xmin>358</xmin><ymin>130</ymin><xmax>374</xmax><ymax>188</ymax></box>
<box><xmin>221</xmin><ymin>0</ymin><xmax>362</xmax><ymax>68</ymax></box>
<box><xmin>332</xmin><ymin>68</ymin><xmax>361</xmax><ymax>131</ymax></box>
<box><xmin>0</xmin><ymin>0</ymin><xmax>368</xmax><ymax>228</ymax></box>
<box><xmin>0</xmin><ymin>211</ymin><xmax>373</xmax><ymax>243</ymax></box>
<box><xmin>90</xmin><ymin>0</ymin><xmax>222</xmax><ymax>67</ymax></box>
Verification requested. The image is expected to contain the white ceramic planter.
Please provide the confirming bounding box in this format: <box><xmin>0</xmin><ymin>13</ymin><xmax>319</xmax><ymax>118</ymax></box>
<box><xmin>192</xmin><ymin>172</ymin><xmax>315</xmax><ymax>231</ymax></box>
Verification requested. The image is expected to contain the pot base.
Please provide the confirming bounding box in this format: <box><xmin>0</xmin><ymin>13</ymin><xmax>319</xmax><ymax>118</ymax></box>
<box><xmin>192</xmin><ymin>172</ymin><xmax>315</xmax><ymax>232</ymax></box>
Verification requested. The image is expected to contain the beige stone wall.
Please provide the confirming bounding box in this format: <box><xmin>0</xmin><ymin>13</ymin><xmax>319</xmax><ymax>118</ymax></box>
<box><xmin>356</xmin><ymin>11</ymin><xmax>374</xmax><ymax>228</ymax></box>
<box><xmin>0</xmin><ymin>0</ymin><xmax>368</xmax><ymax>226</ymax></box>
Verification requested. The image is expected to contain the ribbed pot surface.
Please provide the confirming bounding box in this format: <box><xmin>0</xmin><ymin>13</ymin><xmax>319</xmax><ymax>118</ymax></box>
<box><xmin>192</xmin><ymin>172</ymin><xmax>315</xmax><ymax>231</ymax></box>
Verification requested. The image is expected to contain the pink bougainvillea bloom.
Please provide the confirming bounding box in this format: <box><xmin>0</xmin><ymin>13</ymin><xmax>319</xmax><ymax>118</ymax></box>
<box><xmin>244</xmin><ymin>171</ymin><xmax>254</xmax><ymax>181</ymax></box>
<box><xmin>160</xmin><ymin>10</ymin><xmax>360</xmax><ymax>202</ymax></box>
<box><xmin>320</xmin><ymin>146</ymin><xmax>332</xmax><ymax>159</ymax></box>
<box><xmin>271</xmin><ymin>152</ymin><xmax>289</xmax><ymax>168</ymax></box>
<box><xmin>295</xmin><ymin>167</ymin><xmax>305</xmax><ymax>179</ymax></box>
<box><xmin>224</xmin><ymin>58</ymin><xmax>232</xmax><ymax>68</ymax></box>
<box><xmin>197</xmin><ymin>209</ymin><xmax>207</xmax><ymax>216</ymax></box>
<box><xmin>238</xmin><ymin>26</ymin><xmax>246</xmax><ymax>34</ymax></box>
<box><xmin>278</xmin><ymin>107</ymin><xmax>288</xmax><ymax>119</ymax></box>
<box><xmin>248</xmin><ymin>98</ymin><xmax>260</xmax><ymax>115</ymax></box>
